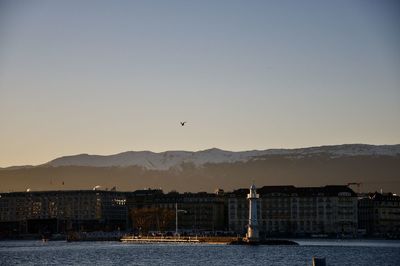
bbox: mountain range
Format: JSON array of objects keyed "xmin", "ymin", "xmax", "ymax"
[
  {"xmin": 45, "ymin": 144, "xmax": 400, "ymax": 170},
  {"xmin": 1, "ymin": 144, "xmax": 399, "ymax": 193}
]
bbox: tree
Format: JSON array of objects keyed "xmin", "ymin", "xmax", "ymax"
[{"xmin": 130, "ymin": 207, "xmax": 175, "ymax": 234}]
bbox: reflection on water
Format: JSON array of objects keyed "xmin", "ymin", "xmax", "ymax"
[{"xmin": 0, "ymin": 240, "xmax": 400, "ymax": 266}]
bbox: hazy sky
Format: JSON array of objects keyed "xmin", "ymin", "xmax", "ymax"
[{"xmin": 0, "ymin": 0, "xmax": 399, "ymax": 167}]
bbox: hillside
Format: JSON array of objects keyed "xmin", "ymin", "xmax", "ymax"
[
  {"xmin": 45, "ymin": 144, "xmax": 400, "ymax": 170},
  {"xmin": 1, "ymin": 144, "xmax": 399, "ymax": 193}
]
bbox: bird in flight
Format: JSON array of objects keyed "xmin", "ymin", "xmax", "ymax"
[{"xmin": 180, "ymin": 121, "xmax": 187, "ymax": 126}]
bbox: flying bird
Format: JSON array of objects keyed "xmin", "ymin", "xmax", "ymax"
[{"xmin": 180, "ymin": 121, "xmax": 187, "ymax": 126}]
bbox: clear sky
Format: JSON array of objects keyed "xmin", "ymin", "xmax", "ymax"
[{"xmin": 0, "ymin": 0, "xmax": 399, "ymax": 167}]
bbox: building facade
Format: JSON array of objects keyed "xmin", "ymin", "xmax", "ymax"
[
  {"xmin": 228, "ymin": 185, "xmax": 358, "ymax": 237},
  {"xmin": 358, "ymin": 192, "xmax": 400, "ymax": 238},
  {"xmin": 6, "ymin": 185, "xmax": 400, "ymax": 239},
  {"xmin": 0, "ymin": 190, "xmax": 127, "ymax": 236},
  {"xmin": 126, "ymin": 189, "xmax": 226, "ymax": 234}
]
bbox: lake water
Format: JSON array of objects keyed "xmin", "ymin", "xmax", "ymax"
[{"xmin": 1, "ymin": 239, "xmax": 400, "ymax": 265}]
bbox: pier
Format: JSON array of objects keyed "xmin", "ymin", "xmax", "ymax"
[
  {"xmin": 120, "ymin": 235, "xmax": 241, "ymax": 244},
  {"xmin": 120, "ymin": 235, "xmax": 298, "ymax": 245},
  {"xmin": 121, "ymin": 235, "xmax": 200, "ymax": 243}
]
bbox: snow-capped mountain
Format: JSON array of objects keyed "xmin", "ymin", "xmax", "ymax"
[{"xmin": 46, "ymin": 144, "xmax": 400, "ymax": 170}]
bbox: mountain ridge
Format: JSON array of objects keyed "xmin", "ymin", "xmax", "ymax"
[
  {"xmin": 1, "ymin": 144, "xmax": 399, "ymax": 193},
  {"xmin": 44, "ymin": 144, "xmax": 400, "ymax": 170}
]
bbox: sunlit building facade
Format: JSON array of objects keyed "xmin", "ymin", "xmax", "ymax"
[{"xmin": 0, "ymin": 190, "xmax": 127, "ymax": 235}]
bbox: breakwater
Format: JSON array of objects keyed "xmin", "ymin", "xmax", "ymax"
[
  {"xmin": 120, "ymin": 235, "xmax": 298, "ymax": 245},
  {"xmin": 120, "ymin": 236, "xmax": 239, "ymax": 244}
]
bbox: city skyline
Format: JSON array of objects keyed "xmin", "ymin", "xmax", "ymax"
[{"xmin": 1, "ymin": 0, "xmax": 399, "ymax": 167}]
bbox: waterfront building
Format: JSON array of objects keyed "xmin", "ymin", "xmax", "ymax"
[
  {"xmin": 358, "ymin": 192, "xmax": 400, "ymax": 238},
  {"xmin": 227, "ymin": 188, "xmax": 252, "ymax": 235},
  {"xmin": 4, "ymin": 185, "xmax": 391, "ymax": 239},
  {"xmin": 0, "ymin": 190, "xmax": 127, "ymax": 236},
  {"xmin": 228, "ymin": 185, "xmax": 358, "ymax": 237},
  {"xmin": 126, "ymin": 189, "xmax": 226, "ymax": 234}
]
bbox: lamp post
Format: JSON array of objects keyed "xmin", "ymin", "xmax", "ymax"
[{"xmin": 175, "ymin": 203, "xmax": 187, "ymax": 237}]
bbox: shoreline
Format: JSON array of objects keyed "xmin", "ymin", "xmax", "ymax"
[{"xmin": 1, "ymin": 234, "xmax": 400, "ymax": 242}]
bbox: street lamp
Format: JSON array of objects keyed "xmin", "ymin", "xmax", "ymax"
[{"xmin": 175, "ymin": 202, "xmax": 187, "ymax": 237}]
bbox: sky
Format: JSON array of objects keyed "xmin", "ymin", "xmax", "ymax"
[{"xmin": 0, "ymin": 0, "xmax": 399, "ymax": 167}]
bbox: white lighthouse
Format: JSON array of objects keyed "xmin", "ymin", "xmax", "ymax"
[{"xmin": 246, "ymin": 183, "xmax": 260, "ymax": 243}]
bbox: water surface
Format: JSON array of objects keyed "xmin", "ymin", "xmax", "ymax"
[{"xmin": 1, "ymin": 240, "xmax": 399, "ymax": 265}]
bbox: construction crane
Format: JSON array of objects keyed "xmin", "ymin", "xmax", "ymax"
[{"xmin": 347, "ymin": 182, "xmax": 362, "ymax": 194}]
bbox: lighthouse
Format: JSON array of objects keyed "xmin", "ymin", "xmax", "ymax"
[{"xmin": 246, "ymin": 183, "xmax": 260, "ymax": 243}]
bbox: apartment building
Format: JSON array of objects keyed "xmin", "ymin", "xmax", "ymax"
[
  {"xmin": 126, "ymin": 189, "xmax": 226, "ymax": 233},
  {"xmin": 0, "ymin": 190, "xmax": 127, "ymax": 235},
  {"xmin": 228, "ymin": 185, "xmax": 358, "ymax": 237},
  {"xmin": 358, "ymin": 192, "xmax": 400, "ymax": 238}
]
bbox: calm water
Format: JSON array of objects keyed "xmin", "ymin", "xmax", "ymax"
[{"xmin": 1, "ymin": 240, "xmax": 400, "ymax": 266}]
